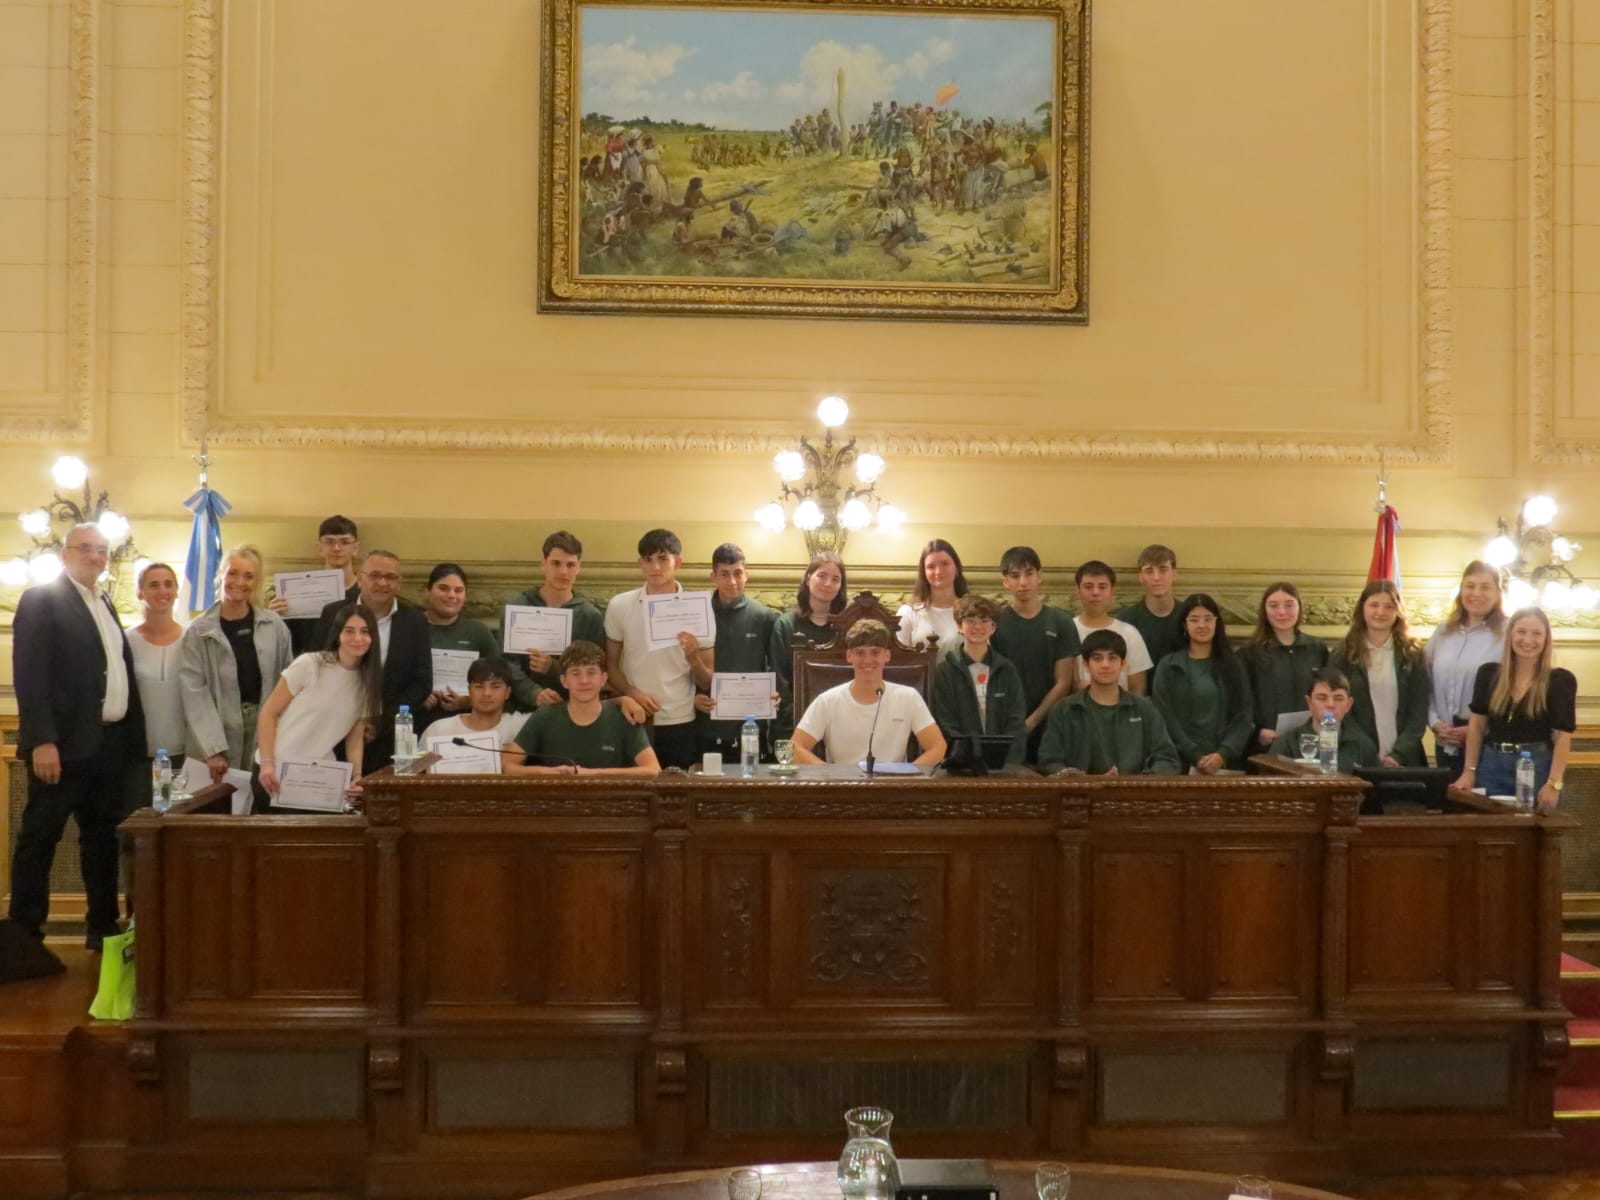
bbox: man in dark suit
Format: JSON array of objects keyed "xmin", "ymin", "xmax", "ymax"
[
  {"xmin": 9, "ymin": 524, "xmax": 145, "ymax": 950},
  {"xmin": 314, "ymin": 548, "xmax": 431, "ymax": 772}
]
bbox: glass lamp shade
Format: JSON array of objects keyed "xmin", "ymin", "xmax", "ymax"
[
  {"xmin": 1483, "ymin": 535, "xmax": 1518, "ymax": 568},
  {"xmin": 754, "ymin": 503, "xmax": 787, "ymax": 532},
  {"xmin": 840, "ymin": 498, "xmax": 873, "ymax": 531},
  {"xmin": 18, "ymin": 508, "xmax": 51, "ymax": 538},
  {"xmin": 816, "ymin": 396, "xmax": 849, "ymax": 428},
  {"xmin": 854, "ymin": 453, "xmax": 885, "ymax": 484},
  {"xmin": 773, "ymin": 451, "xmax": 806, "ymax": 483},
  {"xmin": 96, "ymin": 510, "xmax": 130, "ymax": 542},
  {"xmin": 1522, "ymin": 495, "xmax": 1558, "ymax": 528},
  {"xmin": 28, "ymin": 553, "xmax": 62, "ymax": 584},
  {"xmin": 0, "ymin": 557, "xmax": 29, "ymax": 587},
  {"xmin": 876, "ymin": 504, "xmax": 907, "ymax": 533},
  {"xmin": 793, "ymin": 499, "xmax": 824, "ymax": 531},
  {"xmin": 51, "ymin": 456, "xmax": 88, "ymax": 490}
]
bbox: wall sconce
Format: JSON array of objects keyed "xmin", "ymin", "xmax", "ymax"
[
  {"xmin": 1, "ymin": 456, "xmax": 140, "ymax": 588},
  {"xmin": 1482, "ymin": 494, "xmax": 1595, "ymax": 611},
  {"xmin": 753, "ymin": 397, "xmax": 907, "ymax": 557}
]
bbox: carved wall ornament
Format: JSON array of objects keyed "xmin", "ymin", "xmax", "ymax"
[
  {"xmin": 719, "ymin": 874, "xmax": 756, "ymax": 984},
  {"xmin": 985, "ymin": 878, "xmax": 1022, "ymax": 973},
  {"xmin": 809, "ymin": 874, "xmax": 930, "ymax": 985}
]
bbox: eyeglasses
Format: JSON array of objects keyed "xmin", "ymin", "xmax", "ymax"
[
  {"xmin": 319, "ymin": 536, "xmax": 358, "ymax": 548},
  {"xmin": 364, "ymin": 571, "xmax": 401, "ymax": 584}
]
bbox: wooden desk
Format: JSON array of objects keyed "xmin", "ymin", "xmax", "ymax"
[
  {"xmin": 103, "ymin": 770, "xmax": 1573, "ymax": 1198},
  {"xmin": 530, "ymin": 1160, "xmax": 1356, "ymax": 1200}
]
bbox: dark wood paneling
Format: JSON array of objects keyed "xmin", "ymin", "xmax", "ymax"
[
  {"xmin": 547, "ymin": 851, "xmax": 644, "ymax": 1004},
  {"xmin": 251, "ymin": 842, "xmax": 367, "ymax": 999},
  {"xmin": 1349, "ymin": 844, "xmax": 1452, "ymax": 992},
  {"xmin": 1209, "ymin": 847, "xmax": 1303, "ymax": 1001},
  {"xmin": 1092, "ymin": 849, "xmax": 1185, "ymax": 1001}
]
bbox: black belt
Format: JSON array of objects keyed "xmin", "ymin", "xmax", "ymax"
[{"xmin": 1486, "ymin": 741, "xmax": 1550, "ymax": 754}]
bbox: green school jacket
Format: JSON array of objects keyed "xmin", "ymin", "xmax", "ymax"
[
  {"xmin": 930, "ymin": 644, "xmax": 1027, "ymax": 764},
  {"xmin": 1037, "ymin": 689, "xmax": 1182, "ymax": 776},
  {"xmin": 1242, "ymin": 633, "xmax": 1329, "ymax": 733},
  {"xmin": 1333, "ymin": 648, "xmax": 1430, "ymax": 767},
  {"xmin": 1151, "ymin": 650, "xmax": 1255, "ymax": 769}
]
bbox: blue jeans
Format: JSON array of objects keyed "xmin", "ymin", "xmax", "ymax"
[{"xmin": 1478, "ymin": 744, "xmax": 1552, "ymax": 798}]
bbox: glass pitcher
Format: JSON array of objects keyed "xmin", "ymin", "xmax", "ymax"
[{"xmin": 838, "ymin": 1106, "xmax": 900, "ymax": 1200}]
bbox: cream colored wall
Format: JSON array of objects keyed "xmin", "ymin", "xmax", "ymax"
[{"xmin": 0, "ymin": 0, "xmax": 1597, "ymax": 709}]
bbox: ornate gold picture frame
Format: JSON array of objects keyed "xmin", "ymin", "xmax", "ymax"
[{"xmin": 538, "ymin": 0, "xmax": 1089, "ymax": 323}]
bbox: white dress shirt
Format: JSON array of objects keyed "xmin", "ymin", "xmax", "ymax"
[{"xmin": 69, "ymin": 574, "xmax": 129, "ymax": 723}]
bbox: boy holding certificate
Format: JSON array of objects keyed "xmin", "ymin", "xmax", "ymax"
[
  {"xmin": 604, "ymin": 529, "xmax": 715, "ymax": 770},
  {"xmin": 426, "ymin": 658, "xmax": 531, "ymax": 749},
  {"xmin": 696, "ymin": 543, "xmax": 778, "ymax": 760},
  {"xmin": 504, "ymin": 531, "xmax": 608, "ymax": 709},
  {"xmin": 505, "ymin": 642, "xmax": 661, "ymax": 776}
]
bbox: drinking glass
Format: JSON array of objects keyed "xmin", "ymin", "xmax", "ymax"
[
  {"xmin": 1234, "ymin": 1176, "xmax": 1272, "ymax": 1199},
  {"xmin": 1035, "ymin": 1162, "xmax": 1072, "ymax": 1200},
  {"xmin": 728, "ymin": 1168, "xmax": 762, "ymax": 1200},
  {"xmin": 1297, "ymin": 732, "xmax": 1318, "ymax": 761},
  {"xmin": 775, "ymin": 739, "xmax": 796, "ymax": 767}
]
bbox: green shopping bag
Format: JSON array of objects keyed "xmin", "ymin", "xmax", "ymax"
[{"xmin": 88, "ymin": 927, "xmax": 136, "ymax": 1021}]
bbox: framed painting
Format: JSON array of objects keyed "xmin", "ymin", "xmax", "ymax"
[{"xmin": 538, "ymin": 0, "xmax": 1089, "ymax": 323}]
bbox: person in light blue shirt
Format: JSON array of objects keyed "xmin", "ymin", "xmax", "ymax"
[{"xmin": 1424, "ymin": 561, "xmax": 1505, "ymax": 783}]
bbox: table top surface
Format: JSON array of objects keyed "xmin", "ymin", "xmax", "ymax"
[{"xmin": 529, "ymin": 1160, "xmax": 1351, "ymax": 1200}]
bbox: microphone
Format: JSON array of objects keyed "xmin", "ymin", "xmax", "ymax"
[
  {"xmin": 454, "ymin": 738, "xmax": 581, "ymax": 773},
  {"xmin": 864, "ymin": 685, "xmax": 886, "ymax": 777}
]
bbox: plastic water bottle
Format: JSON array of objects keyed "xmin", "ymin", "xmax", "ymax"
[
  {"xmin": 741, "ymin": 716, "xmax": 760, "ymax": 777},
  {"xmin": 151, "ymin": 748, "xmax": 172, "ymax": 813},
  {"xmin": 394, "ymin": 706, "xmax": 416, "ymax": 770},
  {"xmin": 1515, "ymin": 750, "xmax": 1537, "ymax": 810},
  {"xmin": 1317, "ymin": 711, "xmax": 1339, "ymax": 775}
]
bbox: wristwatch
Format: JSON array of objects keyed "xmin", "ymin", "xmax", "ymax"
[{"xmin": 1551, "ymin": 779, "xmax": 1565, "ymax": 792}]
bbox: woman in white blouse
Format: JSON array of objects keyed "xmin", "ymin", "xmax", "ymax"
[
  {"xmin": 126, "ymin": 562, "xmax": 187, "ymax": 794},
  {"xmin": 1424, "ymin": 561, "xmax": 1506, "ymax": 781},
  {"xmin": 896, "ymin": 539, "xmax": 969, "ymax": 650}
]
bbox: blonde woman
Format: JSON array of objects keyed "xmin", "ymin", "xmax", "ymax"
[
  {"xmin": 1461, "ymin": 607, "xmax": 1575, "ymax": 810},
  {"xmin": 180, "ymin": 545, "xmax": 294, "ymax": 781},
  {"xmin": 1424, "ymin": 561, "xmax": 1506, "ymax": 780},
  {"xmin": 1331, "ymin": 579, "xmax": 1430, "ymax": 767}
]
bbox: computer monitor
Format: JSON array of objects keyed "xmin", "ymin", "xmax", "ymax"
[
  {"xmin": 1352, "ymin": 765, "xmax": 1453, "ymax": 815},
  {"xmin": 941, "ymin": 735, "xmax": 1017, "ymax": 775}
]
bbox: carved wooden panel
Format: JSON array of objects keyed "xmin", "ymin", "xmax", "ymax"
[
  {"xmin": 796, "ymin": 860, "xmax": 945, "ymax": 997},
  {"xmin": 1091, "ymin": 850, "xmax": 1185, "ymax": 1000},
  {"xmin": 1474, "ymin": 841, "xmax": 1521, "ymax": 991},
  {"xmin": 1349, "ymin": 845, "xmax": 1451, "ymax": 992},
  {"xmin": 420, "ymin": 844, "xmax": 521, "ymax": 1004},
  {"xmin": 1208, "ymin": 847, "xmax": 1303, "ymax": 1001},
  {"xmin": 250, "ymin": 843, "xmax": 367, "ymax": 999},
  {"xmin": 545, "ymin": 852, "xmax": 643, "ymax": 1004},
  {"xmin": 169, "ymin": 839, "xmax": 233, "ymax": 1002},
  {"xmin": 698, "ymin": 853, "xmax": 768, "ymax": 1009},
  {"xmin": 975, "ymin": 852, "xmax": 1037, "ymax": 1006}
]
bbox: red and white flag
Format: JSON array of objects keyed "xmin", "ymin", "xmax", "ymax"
[{"xmin": 1367, "ymin": 504, "xmax": 1401, "ymax": 589}]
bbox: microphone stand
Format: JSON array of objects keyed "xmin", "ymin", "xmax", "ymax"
[{"xmin": 864, "ymin": 685, "xmax": 886, "ymax": 777}]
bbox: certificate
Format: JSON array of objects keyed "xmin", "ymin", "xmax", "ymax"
[
  {"xmin": 503, "ymin": 605, "xmax": 573, "ymax": 655},
  {"xmin": 426, "ymin": 733, "xmax": 501, "ymax": 775},
  {"xmin": 431, "ymin": 648, "xmax": 477, "ymax": 694},
  {"xmin": 711, "ymin": 672, "xmax": 777, "ymax": 721},
  {"xmin": 272, "ymin": 758, "xmax": 353, "ymax": 813},
  {"xmin": 273, "ymin": 569, "xmax": 347, "ymax": 619},
  {"xmin": 645, "ymin": 591, "xmax": 714, "ymax": 651}
]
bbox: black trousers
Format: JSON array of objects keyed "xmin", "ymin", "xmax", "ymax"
[
  {"xmin": 9, "ymin": 722, "xmax": 130, "ymax": 938},
  {"xmin": 651, "ymin": 722, "xmax": 700, "ymax": 770}
]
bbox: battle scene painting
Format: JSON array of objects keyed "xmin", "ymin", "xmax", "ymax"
[{"xmin": 539, "ymin": 0, "xmax": 1089, "ymax": 323}]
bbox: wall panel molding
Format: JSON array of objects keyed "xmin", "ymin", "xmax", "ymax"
[
  {"xmin": 177, "ymin": 0, "xmax": 1454, "ymax": 465},
  {"xmin": 0, "ymin": 0, "xmax": 98, "ymax": 444}
]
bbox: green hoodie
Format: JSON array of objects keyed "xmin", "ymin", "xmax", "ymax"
[
  {"xmin": 930, "ymin": 643, "xmax": 1028, "ymax": 764},
  {"xmin": 1038, "ymin": 689, "xmax": 1182, "ymax": 776},
  {"xmin": 1151, "ymin": 650, "xmax": 1255, "ymax": 769}
]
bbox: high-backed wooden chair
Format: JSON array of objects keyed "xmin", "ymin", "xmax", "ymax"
[{"xmin": 789, "ymin": 592, "xmax": 942, "ymax": 758}]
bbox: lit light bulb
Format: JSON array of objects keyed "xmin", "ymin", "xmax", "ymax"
[
  {"xmin": 773, "ymin": 450, "xmax": 806, "ymax": 483},
  {"xmin": 1552, "ymin": 537, "xmax": 1577, "ymax": 563},
  {"xmin": 1483, "ymin": 535, "xmax": 1518, "ymax": 568},
  {"xmin": 0, "ymin": 557, "xmax": 29, "ymax": 587},
  {"xmin": 840, "ymin": 498, "xmax": 873, "ymax": 531},
  {"xmin": 18, "ymin": 508, "xmax": 51, "ymax": 538},
  {"xmin": 1506, "ymin": 578, "xmax": 1538, "ymax": 611},
  {"xmin": 1522, "ymin": 494, "xmax": 1558, "ymax": 528},
  {"xmin": 96, "ymin": 510, "xmax": 129, "ymax": 542},
  {"xmin": 1542, "ymin": 580, "xmax": 1571, "ymax": 609},
  {"xmin": 876, "ymin": 504, "xmax": 906, "ymax": 533},
  {"xmin": 793, "ymin": 499, "xmax": 824, "ymax": 531},
  {"xmin": 754, "ymin": 503, "xmax": 787, "ymax": 533},
  {"xmin": 1571, "ymin": 585, "xmax": 1598, "ymax": 611},
  {"xmin": 854, "ymin": 453, "xmax": 885, "ymax": 485},
  {"xmin": 816, "ymin": 396, "xmax": 849, "ymax": 428},
  {"xmin": 51, "ymin": 456, "xmax": 88, "ymax": 490},
  {"xmin": 28, "ymin": 552, "xmax": 62, "ymax": 584}
]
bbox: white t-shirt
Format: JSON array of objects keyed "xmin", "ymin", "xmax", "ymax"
[
  {"xmin": 260, "ymin": 653, "xmax": 369, "ymax": 765},
  {"xmin": 896, "ymin": 602, "xmax": 960, "ymax": 651},
  {"xmin": 796, "ymin": 681, "xmax": 936, "ymax": 765},
  {"xmin": 1072, "ymin": 617, "xmax": 1153, "ymax": 688},
  {"xmin": 603, "ymin": 583, "xmax": 716, "ymax": 727},
  {"xmin": 424, "ymin": 711, "xmax": 530, "ymax": 749}
]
